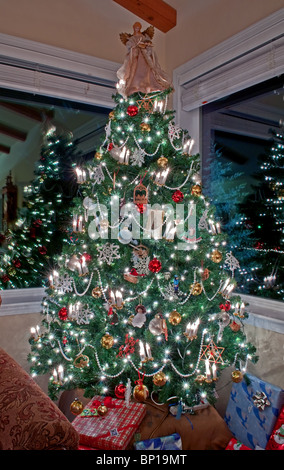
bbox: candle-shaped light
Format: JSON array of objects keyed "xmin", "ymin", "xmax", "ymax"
[
  {"xmin": 205, "ymin": 359, "xmax": 212, "ymax": 382},
  {"xmin": 30, "ymin": 327, "xmax": 36, "ymax": 338},
  {"xmin": 76, "ymin": 261, "xmax": 82, "ymax": 276},
  {"xmin": 146, "ymin": 343, "xmax": 153, "ymax": 361},
  {"xmin": 192, "ymin": 318, "xmax": 200, "ymax": 337},
  {"xmin": 234, "ymin": 302, "xmax": 239, "ymax": 314},
  {"xmin": 212, "ymin": 363, "xmax": 217, "ymax": 380},
  {"xmin": 58, "ymin": 365, "xmax": 64, "ymax": 382},
  {"xmin": 240, "ymin": 302, "xmax": 245, "ymax": 317},
  {"xmin": 116, "ymin": 290, "xmax": 123, "ymax": 307},
  {"xmin": 53, "ymin": 368, "xmax": 58, "ymax": 382},
  {"xmin": 139, "ymin": 341, "xmax": 146, "ymax": 363}
]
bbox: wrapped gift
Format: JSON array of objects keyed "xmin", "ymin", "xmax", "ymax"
[
  {"xmin": 266, "ymin": 405, "xmax": 284, "ymax": 450},
  {"xmin": 225, "ymin": 374, "xmax": 284, "ymax": 450},
  {"xmin": 72, "ymin": 396, "xmax": 146, "ymax": 450},
  {"xmin": 134, "ymin": 433, "xmax": 182, "ymax": 450},
  {"xmin": 225, "ymin": 438, "xmax": 251, "ymax": 450}
]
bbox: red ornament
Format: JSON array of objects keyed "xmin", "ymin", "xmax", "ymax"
[
  {"xmin": 172, "ymin": 190, "xmax": 184, "ymax": 203},
  {"xmin": 127, "ymin": 105, "xmax": 138, "ymax": 117},
  {"xmin": 136, "ymin": 203, "xmax": 146, "ymax": 214},
  {"xmin": 58, "ymin": 307, "xmax": 68, "ymax": 321},
  {"xmin": 1, "ymin": 275, "xmax": 10, "ymax": 283},
  {"xmin": 115, "ymin": 384, "xmax": 126, "ymax": 399},
  {"xmin": 81, "ymin": 253, "xmax": 92, "ymax": 262},
  {"xmin": 108, "ymin": 143, "xmax": 114, "ymax": 151},
  {"xmin": 13, "ymin": 259, "xmax": 21, "ymax": 268},
  {"xmin": 38, "ymin": 246, "xmax": 47, "ymax": 255},
  {"xmin": 33, "ymin": 219, "xmax": 43, "ymax": 227},
  {"xmin": 148, "ymin": 258, "xmax": 162, "ymax": 273},
  {"xmin": 219, "ymin": 301, "xmax": 231, "ymax": 311}
]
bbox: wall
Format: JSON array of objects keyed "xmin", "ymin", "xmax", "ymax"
[{"xmin": 0, "ymin": 0, "xmax": 283, "ymax": 77}]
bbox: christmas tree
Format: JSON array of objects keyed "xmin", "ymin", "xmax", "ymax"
[
  {"xmin": 0, "ymin": 125, "xmax": 80, "ymax": 289},
  {"xmin": 240, "ymin": 129, "xmax": 284, "ymax": 300},
  {"xmin": 29, "ymin": 23, "xmax": 256, "ymax": 408},
  {"xmin": 203, "ymin": 145, "xmax": 259, "ymax": 294}
]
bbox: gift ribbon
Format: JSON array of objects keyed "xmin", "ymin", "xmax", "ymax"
[
  {"xmin": 80, "ymin": 397, "xmax": 122, "ymax": 417},
  {"xmin": 93, "ymin": 423, "xmax": 138, "ymax": 441},
  {"xmin": 135, "ymin": 370, "xmax": 145, "ymax": 390}
]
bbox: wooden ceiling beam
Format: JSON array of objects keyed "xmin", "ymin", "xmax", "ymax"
[
  {"xmin": 0, "ymin": 102, "xmax": 54, "ymax": 122},
  {"xmin": 0, "ymin": 123, "xmax": 27, "ymax": 141},
  {"xmin": 113, "ymin": 0, "xmax": 176, "ymax": 33},
  {"xmin": 0, "ymin": 144, "xmax": 10, "ymax": 154}
]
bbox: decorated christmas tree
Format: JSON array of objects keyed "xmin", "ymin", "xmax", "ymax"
[
  {"xmin": 240, "ymin": 129, "xmax": 284, "ymax": 300},
  {"xmin": 0, "ymin": 125, "xmax": 80, "ymax": 289},
  {"xmin": 203, "ymin": 145, "xmax": 259, "ymax": 294},
  {"xmin": 29, "ymin": 23, "xmax": 256, "ymax": 409}
]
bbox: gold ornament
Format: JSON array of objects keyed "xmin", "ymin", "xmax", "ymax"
[
  {"xmin": 157, "ymin": 156, "xmax": 168, "ymax": 168},
  {"xmin": 210, "ymin": 250, "xmax": 222, "ymax": 263},
  {"xmin": 95, "ymin": 151, "xmax": 103, "ymax": 160},
  {"xmin": 133, "ymin": 384, "xmax": 149, "ymax": 403},
  {"xmin": 109, "ymin": 110, "xmax": 115, "ymax": 120},
  {"xmin": 92, "ymin": 287, "xmax": 102, "ymax": 298},
  {"xmin": 153, "ymin": 371, "xmax": 167, "ymax": 386},
  {"xmin": 7, "ymin": 267, "xmax": 16, "ymax": 276},
  {"xmin": 191, "ymin": 184, "xmax": 202, "ymax": 196},
  {"xmin": 140, "ymin": 122, "xmax": 151, "ymax": 132},
  {"xmin": 195, "ymin": 375, "xmax": 206, "ymax": 384},
  {"xmin": 73, "ymin": 354, "xmax": 90, "ymax": 369},
  {"xmin": 169, "ymin": 310, "xmax": 182, "ymax": 325},
  {"xmin": 70, "ymin": 398, "xmax": 84, "ymax": 415},
  {"xmin": 101, "ymin": 333, "xmax": 114, "ymax": 349},
  {"xmin": 231, "ymin": 370, "xmax": 243, "ymax": 383},
  {"xmin": 190, "ymin": 282, "xmax": 202, "ymax": 295},
  {"xmin": 97, "ymin": 405, "xmax": 108, "ymax": 417}
]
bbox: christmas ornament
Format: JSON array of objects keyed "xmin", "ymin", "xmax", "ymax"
[
  {"xmin": 195, "ymin": 375, "xmax": 206, "ymax": 384},
  {"xmin": 210, "ymin": 250, "xmax": 222, "ymax": 263},
  {"xmin": 190, "ymin": 282, "xmax": 202, "ymax": 295},
  {"xmin": 252, "ymin": 391, "xmax": 271, "ymax": 410},
  {"xmin": 73, "ymin": 353, "xmax": 90, "ymax": 369},
  {"xmin": 168, "ymin": 310, "xmax": 182, "ymax": 325},
  {"xmin": 191, "ymin": 184, "xmax": 202, "ymax": 196},
  {"xmin": 201, "ymin": 268, "xmax": 210, "ymax": 281},
  {"xmin": 39, "ymin": 246, "xmax": 47, "ymax": 255},
  {"xmin": 148, "ymin": 258, "xmax": 162, "ymax": 273},
  {"xmin": 97, "ymin": 243, "xmax": 120, "ymax": 265},
  {"xmin": 70, "ymin": 398, "xmax": 84, "ymax": 415},
  {"xmin": 97, "ymin": 405, "xmax": 108, "ymax": 417},
  {"xmin": 153, "ymin": 371, "xmax": 167, "ymax": 386},
  {"xmin": 140, "ymin": 122, "xmax": 151, "ymax": 132},
  {"xmin": 133, "ymin": 182, "xmax": 148, "ymax": 205},
  {"xmin": 132, "ymin": 304, "xmax": 147, "ymax": 328},
  {"xmin": 95, "ymin": 151, "xmax": 103, "ymax": 160},
  {"xmin": 130, "ymin": 148, "xmax": 145, "ymax": 167},
  {"xmin": 230, "ymin": 320, "xmax": 241, "ymax": 332},
  {"xmin": 127, "ymin": 105, "xmax": 138, "ymax": 116},
  {"xmin": 115, "ymin": 384, "xmax": 126, "ymax": 399},
  {"xmin": 133, "ymin": 384, "xmax": 149, "ymax": 402},
  {"xmin": 92, "ymin": 287, "xmax": 102, "ymax": 298},
  {"xmin": 231, "ymin": 370, "xmax": 243, "ymax": 383},
  {"xmin": 136, "ymin": 203, "xmax": 146, "ymax": 214},
  {"xmin": 101, "ymin": 333, "xmax": 114, "ymax": 349},
  {"xmin": 200, "ymin": 339, "xmax": 224, "ymax": 364},
  {"xmin": 124, "ymin": 268, "xmax": 139, "ymax": 284},
  {"xmin": 58, "ymin": 307, "xmax": 68, "ymax": 321},
  {"xmin": 157, "ymin": 156, "xmax": 168, "ymax": 168},
  {"xmin": 133, "ymin": 244, "xmax": 149, "ymax": 259},
  {"xmin": 109, "ymin": 110, "xmax": 115, "ymax": 120},
  {"xmin": 149, "ymin": 314, "xmax": 167, "ymax": 338},
  {"xmin": 117, "ymin": 334, "xmax": 138, "ymax": 358},
  {"xmin": 172, "ymin": 190, "xmax": 184, "ymax": 203}
]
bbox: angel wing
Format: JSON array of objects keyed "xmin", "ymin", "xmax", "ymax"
[
  {"xmin": 142, "ymin": 25, "xmax": 154, "ymax": 39},
  {"xmin": 119, "ymin": 32, "xmax": 132, "ymax": 45}
]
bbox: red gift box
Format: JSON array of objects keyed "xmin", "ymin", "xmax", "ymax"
[
  {"xmin": 72, "ymin": 396, "xmax": 146, "ymax": 450},
  {"xmin": 226, "ymin": 438, "xmax": 252, "ymax": 450},
  {"xmin": 266, "ymin": 405, "xmax": 284, "ymax": 450}
]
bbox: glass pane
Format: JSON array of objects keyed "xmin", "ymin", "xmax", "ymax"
[
  {"xmin": 0, "ymin": 88, "xmax": 110, "ymax": 288},
  {"xmin": 201, "ymin": 75, "xmax": 284, "ymax": 301}
]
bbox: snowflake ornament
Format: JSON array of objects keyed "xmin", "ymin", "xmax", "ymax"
[
  {"xmin": 130, "ymin": 148, "xmax": 145, "ymax": 167},
  {"xmin": 53, "ymin": 273, "xmax": 73, "ymax": 294},
  {"xmin": 97, "ymin": 243, "xmax": 120, "ymax": 265},
  {"xmin": 198, "ymin": 209, "xmax": 209, "ymax": 231},
  {"xmin": 168, "ymin": 121, "xmax": 182, "ymax": 141},
  {"xmin": 69, "ymin": 303, "xmax": 94, "ymax": 325},
  {"xmin": 132, "ymin": 254, "xmax": 150, "ymax": 275},
  {"xmin": 224, "ymin": 251, "xmax": 240, "ymax": 275},
  {"xmin": 89, "ymin": 164, "xmax": 105, "ymax": 185}
]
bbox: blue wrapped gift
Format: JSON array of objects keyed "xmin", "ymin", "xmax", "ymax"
[
  {"xmin": 134, "ymin": 433, "xmax": 182, "ymax": 450},
  {"xmin": 224, "ymin": 373, "xmax": 284, "ymax": 450}
]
